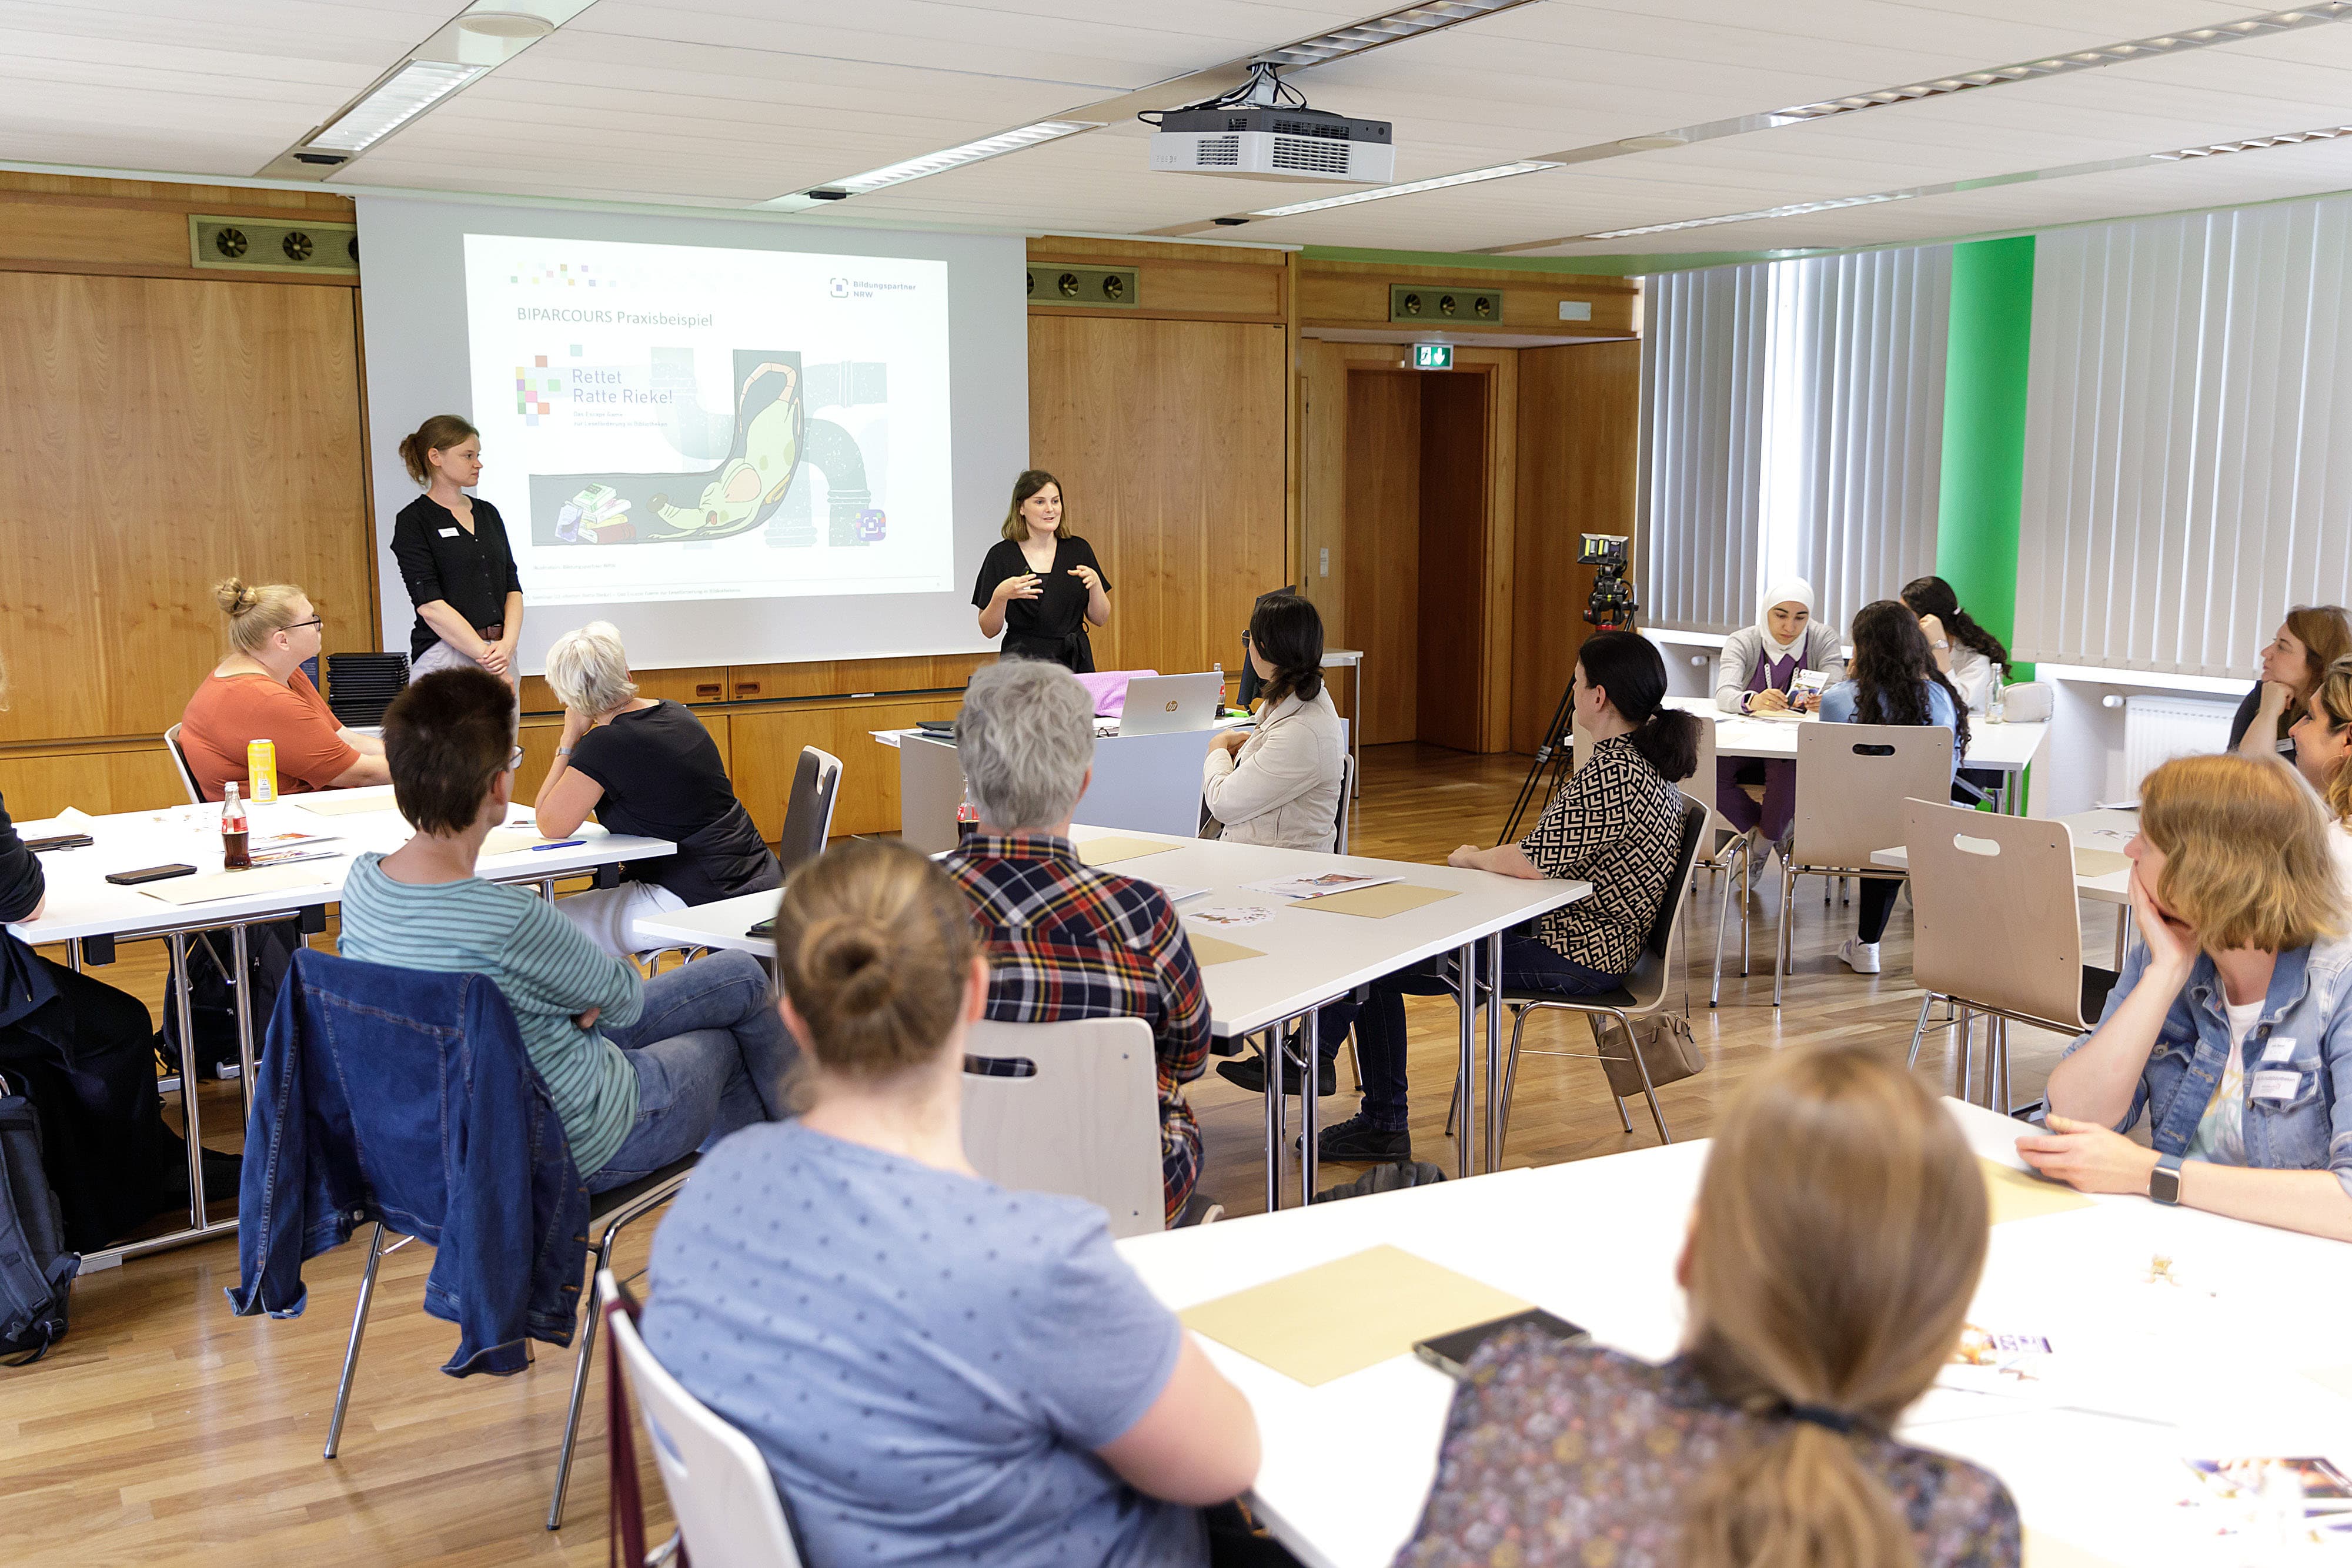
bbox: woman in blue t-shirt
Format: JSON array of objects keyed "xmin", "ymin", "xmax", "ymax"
[
  {"xmin": 642, "ymin": 839, "xmax": 1259, "ymax": 1567},
  {"xmin": 1818, "ymin": 600, "xmax": 1970, "ymax": 975}
]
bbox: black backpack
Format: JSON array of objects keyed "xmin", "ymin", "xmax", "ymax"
[{"xmin": 0, "ymin": 1072, "xmax": 77, "ymax": 1364}]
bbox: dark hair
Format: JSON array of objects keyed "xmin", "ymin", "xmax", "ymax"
[
  {"xmin": 1000, "ymin": 469, "xmax": 1076, "ymax": 544},
  {"xmin": 382, "ymin": 667, "xmax": 515, "ymax": 835},
  {"xmin": 772, "ymin": 839, "xmax": 979, "ymax": 1084},
  {"xmin": 398, "ymin": 414, "xmax": 480, "ymax": 487},
  {"xmin": 1578, "ymin": 630, "xmax": 1700, "ymax": 782},
  {"xmin": 1849, "ymin": 601, "xmax": 1972, "ymax": 755},
  {"xmin": 1899, "ymin": 576, "xmax": 2009, "ymax": 669},
  {"xmin": 1248, "ymin": 594, "xmax": 1325, "ymax": 709}
]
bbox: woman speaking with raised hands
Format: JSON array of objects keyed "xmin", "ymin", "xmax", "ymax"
[
  {"xmin": 971, "ymin": 469, "xmax": 1110, "ymax": 672},
  {"xmin": 390, "ymin": 414, "xmax": 524, "ymax": 685}
]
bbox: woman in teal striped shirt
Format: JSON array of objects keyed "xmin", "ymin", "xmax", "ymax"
[{"xmin": 340, "ymin": 667, "xmax": 797, "ymax": 1189}]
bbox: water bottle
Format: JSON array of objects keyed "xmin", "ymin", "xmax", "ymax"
[{"xmin": 1987, "ymin": 673, "xmax": 2007, "ymax": 726}]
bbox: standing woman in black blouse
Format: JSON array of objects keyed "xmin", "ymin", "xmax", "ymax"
[
  {"xmin": 971, "ymin": 470, "xmax": 1110, "ymax": 672},
  {"xmin": 391, "ymin": 414, "xmax": 524, "ymax": 686}
]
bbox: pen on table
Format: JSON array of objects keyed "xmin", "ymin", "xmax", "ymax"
[{"xmin": 530, "ymin": 840, "xmax": 586, "ymax": 851}]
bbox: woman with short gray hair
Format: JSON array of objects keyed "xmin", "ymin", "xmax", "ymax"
[{"xmin": 535, "ymin": 621, "xmax": 779, "ymax": 957}]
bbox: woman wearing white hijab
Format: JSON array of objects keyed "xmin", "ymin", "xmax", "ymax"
[{"xmin": 1712, "ymin": 578, "xmax": 1847, "ymax": 848}]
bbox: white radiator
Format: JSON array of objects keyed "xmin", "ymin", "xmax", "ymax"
[{"xmin": 2124, "ymin": 696, "xmax": 2237, "ymax": 794}]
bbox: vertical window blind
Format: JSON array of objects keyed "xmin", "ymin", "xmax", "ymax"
[
  {"xmin": 2015, "ymin": 195, "xmax": 2352, "ymax": 677},
  {"xmin": 1641, "ymin": 248, "xmax": 1950, "ymax": 636}
]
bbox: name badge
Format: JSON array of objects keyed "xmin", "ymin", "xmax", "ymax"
[
  {"xmin": 2261, "ymin": 1036, "xmax": 2297, "ymax": 1064},
  {"xmin": 439, "ymin": 527, "xmax": 460, "ymax": 538},
  {"xmin": 2277, "ymin": 737, "xmax": 2295, "ymax": 753},
  {"xmin": 2249, "ymin": 1069, "xmax": 2303, "ymax": 1101}
]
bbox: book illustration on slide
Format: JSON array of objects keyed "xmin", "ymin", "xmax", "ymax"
[{"xmin": 529, "ymin": 349, "xmax": 886, "ymax": 548}]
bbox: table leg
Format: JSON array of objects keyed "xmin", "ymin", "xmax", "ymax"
[
  {"xmin": 539, "ymin": 878, "xmax": 556, "ymax": 901},
  {"xmin": 1454, "ymin": 942, "xmax": 1475, "ymax": 1181},
  {"xmin": 232, "ymin": 922, "xmax": 259, "ymax": 1094},
  {"xmin": 167, "ymin": 932, "xmax": 206, "ymax": 1233},
  {"xmin": 2113, "ymin": 904, "xmax": 2129, "ymax": 969},
  {"xmin": 66, "ymin": 938, "xmax": 82, "ymax": 974},
  {"xmin": 1482, "ymin": 930, "xmax": 1502, "ymax": 1174},
  {"xmin": 1299, "ymin": 1009, "xmax": 1319, "ymax": 1205},
  {"xmin": 1261, "ymin": 1026, "xmax": 1282, "ymax": 1214}
]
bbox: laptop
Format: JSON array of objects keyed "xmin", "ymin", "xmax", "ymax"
[{"xmin": 1115, "ymin": 672, "xmax": 1226, "ymax": 736}]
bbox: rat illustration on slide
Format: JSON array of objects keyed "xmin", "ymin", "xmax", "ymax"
[{"xmin": 530, "ymin": 348, "xmax": 884, "ymax": 547}]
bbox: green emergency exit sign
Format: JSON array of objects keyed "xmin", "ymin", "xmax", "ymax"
[{"xmin": 1412, "ymin": 343, "xmax": 1454, "ymax": 370}]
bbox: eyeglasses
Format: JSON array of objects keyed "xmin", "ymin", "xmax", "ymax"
[{"xmin": 285, "ymin": 617, "xmax": 323, "ymax": 632}]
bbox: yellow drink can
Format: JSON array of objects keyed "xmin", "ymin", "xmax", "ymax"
[{"xmin": 246, "ymin": 739, "xmax": 279, "ymax": 804}]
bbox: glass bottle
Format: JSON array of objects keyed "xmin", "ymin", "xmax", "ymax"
[{"xmin": 221, "ymin": 781, "xmax": 251, "ymax": 870}]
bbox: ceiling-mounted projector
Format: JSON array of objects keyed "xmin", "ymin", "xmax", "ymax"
[{"xmin": 1144, "ymin": 62, "xmax": 1395, "ymax": 185}]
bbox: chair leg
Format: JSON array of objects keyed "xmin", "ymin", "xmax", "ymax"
[
  {"xmin": 1616, "ymin": 1011, "xmax": 1671, "ymax": 1144},
  {"xmin": 1959, "ymin": 1008, "xmax": 1975, "ymax": 1102},
  {"xmin": 1711, "ymin": 841, "xmax": 1735, "ymax": 1008},
  {"xmin": 547, "ymin": 1233, "xmax": 614, "ymax": 1531},
  {"xmin": 1996, "ymin": 1017, "xmax": 2012, "ymax": 1115},
  {"xmin": 1346, "ymin": 1027, "xmax": 1362, "ymax": 1091},
  {"xmin": 1583, "ymin": 1014, "xmax": 1633, "ymax": 1133},
  {"xmin": 324, "ymin": 1222, "xmax": 387, "ymax": 1460},
  {"xmin": 1496, "ymin": 1006, "xmax": 1533, "ymax": 1161},
  {"xmin": 1773, "ymin": 867, "xmax": 1797, "ymax": 1008},
  {"xmin": 1907, "ymin": 993, "xmax": 1937, "ymax": 1071},
  {"xmin": 1739, "ymin": 840, "xmax": 1753, "ymax": 976}
]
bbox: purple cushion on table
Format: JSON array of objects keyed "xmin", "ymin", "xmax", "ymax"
[{"xmin": 1074, "ymin": 670, "xmax": 1157, "ymax": 717}]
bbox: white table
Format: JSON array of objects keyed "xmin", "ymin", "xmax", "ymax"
[
  {"xmin": 1667, "ymin": 696, "xmax": 2050, "ymax": 814},
  {"xmin": 1120, "ymin": 1098, "xmax": 2352, "ymax": 1568},
  {"xmin": 637, "ymin": 823, "xmax": 1587, "ymax": 1209},
  {"xmin": 6, "ymin": 787, "xmax": 671, "ymax": 1269}
]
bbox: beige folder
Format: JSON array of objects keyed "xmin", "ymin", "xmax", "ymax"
[{"xmin": 1180, "ymin": 1245, "xmax": 1531, "ymax": 1386}]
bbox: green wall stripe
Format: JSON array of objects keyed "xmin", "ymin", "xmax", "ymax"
[{"xmin": 1935, "ymin": 236, "xmax": 2035, "ymax": 683}]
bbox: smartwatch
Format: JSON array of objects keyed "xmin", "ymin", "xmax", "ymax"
[{"xmin": 2148, "ymin": 1152, "xmax": 2185, "ymax": 1206}]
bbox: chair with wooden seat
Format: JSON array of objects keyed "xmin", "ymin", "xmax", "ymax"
[
  {"xmin": 1902, "ymin": 798, "xmax": 2118, "ymax": 1113},
  {"xmin": 1774, "ymin": 722, "xmax": 1955, "ymax": 1007},
  {"xmin": 961, "ymin": 1016, "xmax": 1162, "ymax": 1239},
  {"xmin": 1479, "ymin": 798, "xmax": 1710, "ymax": 1153}
]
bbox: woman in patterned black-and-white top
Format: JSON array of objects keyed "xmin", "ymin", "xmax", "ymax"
[{"xmin": 1311, "ymin": 632, "xmax": 1702, "ymax": 1164}]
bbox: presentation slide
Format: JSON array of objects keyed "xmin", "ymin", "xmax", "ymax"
[{"xmin": 355, "ymin": 198, "xmax": 1026, "ymax": 674}]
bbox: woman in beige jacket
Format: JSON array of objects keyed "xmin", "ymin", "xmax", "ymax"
[{"xmin": 1202, "ymin": 594, "xmax": 1347, "ymax": 851}]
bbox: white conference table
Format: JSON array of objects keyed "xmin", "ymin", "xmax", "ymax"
[
  {"xmin": 1666, "ymin": 696, "xmax": 2050, "ymax": 814},
  {"xmin": 1119, "ymin": 1098, "xmax": 2352, "ymax": 1568},
  {"xmin": 636, "ymin": 823, "xmax": 1587, "ymax": 1209},
  {"xmin": 5, "ymin": 787, "xmax": 671, "ymax": 1269}
]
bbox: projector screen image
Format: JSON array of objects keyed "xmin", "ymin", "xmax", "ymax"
[{"xmin": 465, "ymin": 233, "xmax": 950, "ymax": 610}]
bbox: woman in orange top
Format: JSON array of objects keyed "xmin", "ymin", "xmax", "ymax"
[{"xmin": 178, "ymin": 579, "xmax": 387, "ymax": 801}]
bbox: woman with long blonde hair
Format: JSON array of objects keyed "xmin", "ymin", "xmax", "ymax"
[
  {"xmin": 2021, "ymin": 752, "xmax": 2352, "ymax": 1242},
  {"xmin": 2289, "ymin": 654, "xmax": 2352, "ymax": 873},
  {"xmin": 1398, "ymin": 1044, "xmax": 2019, "ymax": 1568}
]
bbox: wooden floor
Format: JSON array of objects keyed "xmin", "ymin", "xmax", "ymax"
[{"xmin": 0, "ymin": 743, "xmax": 2093, "ymax": 1566}]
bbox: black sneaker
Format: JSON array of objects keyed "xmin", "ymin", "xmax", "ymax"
[
  {"xmin": 1215, "ymin": 1049, "xmax": 1337, "ymax": 1098},
  {"xmin": 1315, "ymin": 1114, "xmax": 1411, "ymax": 1163}
]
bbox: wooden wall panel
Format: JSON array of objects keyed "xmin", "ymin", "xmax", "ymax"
[
  {"xmin": 730, "ymin": 698, "xmax": 963, "ymax": 843},
  {"xmin": 1026, "ymin": 315, "xmax": 1288, "ymax": 683},
  {"xmin": 1416, "ymin": 374, "xmax": 1488, "ymax": 752},
  {"xmin": 1512, "ymin": 340, "xmax": 1642, "ymax": 755},
  {"xmin": 0, "ymin": 172, "xmax": 355, "ymax": 287},
  {"xmin": 1299, "ymin": 259, "xmax": 1641, "ymax": 341},
  {"xmin": 1344, "ymin": 371, "xmax": 1422, "ymax": 745},
  {"xmin": 0, "ymin": 745, "xmax": 187, "ymax": 823},
  {"xmin": 1028, "ymin": 237, "xmax": 1287, "ymax": 322},
  {"xmin": 0, "ymin": 273, "xmax": 371, "ymax": 745}
]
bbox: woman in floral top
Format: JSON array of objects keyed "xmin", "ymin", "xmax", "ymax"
[
  {"xmin": 1398, "ymin": 1044, "xmax": 2020, "ymax": 1568},
  {"xmin": 1312, "ymin": 631, "xmax": 1702, "ymax": 1162}
]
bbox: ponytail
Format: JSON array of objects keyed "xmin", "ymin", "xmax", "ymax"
[
  {"xmin": 1578, "ymin": 630, "xmax": 1699, "ymax": 782},
  {"xmin": 1629, "ymin": 707, "xmax": 1701, "ymax": 783},
  {"xmin": 1899, "ymin": 575, "xmax": 2010, "ymax": 670},
  {"xmin": 1682, "ymin": 1419, "xmax": 1916, "ymax": 1568},
  {"xmin": 399, "ymin": 414, "xmax": 480, "ymax": 487}
]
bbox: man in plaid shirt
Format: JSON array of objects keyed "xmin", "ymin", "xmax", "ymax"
[{"xmin": 940, "ymin": 659, "xmax": 1214, "ymax": 1226}]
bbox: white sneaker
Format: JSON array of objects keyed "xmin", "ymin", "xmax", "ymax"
[{"xmin": 1838, "ymin": 937, "xmax": 1882, "ymax": 975}]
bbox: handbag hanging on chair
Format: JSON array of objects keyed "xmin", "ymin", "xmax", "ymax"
[{"xmin": 1594, "ymin": 1011, "xmax": 1705, "ymax": 1101}]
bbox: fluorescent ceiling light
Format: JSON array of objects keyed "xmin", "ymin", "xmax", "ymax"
[
  {"xmin": 1249, "ymin": 161, "xmax": 1561, "ymax": 218},
  {"xmin": 1256, "ymin": 0, "xmax": 1542, "ymax": 68},
  {"xmin": 2154, "ymin": 122, "xmax": 2352, "ymax": 159},
  {"xmin": 763, "ymin": 121, "xmax": 1101, "ymax": 206},
  {"xmin": 1583, "ymin": 193, "xmax": 1910, "ymax": 241},
  {"xmin": 306, "ymin": 61, "xmax": 486, "ymax": 153}
]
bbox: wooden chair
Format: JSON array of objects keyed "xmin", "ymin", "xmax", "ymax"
[
  {"xmin": 1775, "ymin": 723, "xmax": 1955, "ymax": 1007},
  {"xmin": 603, "ymin": 1269, "xmax": 806, "ymax": 1568},
  {"xmin": 1902, "ymin": 799, "xmax": 2117, "ymax": 1113},
  {"xmin": 776, "ymin": 746, "xmax": 842, "ymax": 876},
  {"xmin": 961, "ymin": 1017, "xmax": 1163, "ymax": 1238}
]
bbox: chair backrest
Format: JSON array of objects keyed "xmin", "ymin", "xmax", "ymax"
[
  {"xmin": 961, "ymin": 1017, "xmax": 1162, "ymax": 1238},
  {"xmin": 1903, "ymin": 798, "xmax": 2089, "ymax": 1027},
  {"xmin": 162, "ymin": 724, "xmax": 203, "ymax": 805},
  {"xmin": 604, "ymin": 1271, "xmax": 805, "ymax": 1568},
  {"xmin": 1619, "ymin": 797, "xmax": 1710, "ymax": 1010},
  {"xmin": 897, "ymin": 736, "xmax": 965, "ymax": 855},
  {"xmin": 1571, "ymin": 717, "xmax": 1593, "ymax": 774},
  {"xmin": 777, "ymin": 747, "xmax": 843, "ymax": 875},
  {"xmin": 1331, "ymin": 753, "xmax": 1352, "ymax": 855},
  {"xmin": 1676, "ymin": 709, "xmax": 1735, "ymax": 843},
  {"xmin": 1789, "ymin": 721, "xmax": 1955, "ymax": 872}
]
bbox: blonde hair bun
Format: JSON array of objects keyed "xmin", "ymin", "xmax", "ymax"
[
  {"xmin": 213, "ymin": 577, "xmax": 259, "ymax": 617},
  {"xmin": 772, "ymin": 840, "xmax": 978, "ymax": 1085}
]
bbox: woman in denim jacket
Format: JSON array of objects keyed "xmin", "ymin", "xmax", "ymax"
[{"xmin": 2017, "ymin": 753, "xmax": 2352, "ymax": 1242}]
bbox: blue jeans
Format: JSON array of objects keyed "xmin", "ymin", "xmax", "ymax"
[
  {"xmin": 1318, "ymin": 932, "xmax": 1623, "ymax": 1132},
  {"xmin": 589, "ymin": 951, "xmax": 799, "ymax": 1191}
]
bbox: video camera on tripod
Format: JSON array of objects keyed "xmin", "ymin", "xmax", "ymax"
[{"xmin": 1580, "ymin": 533, "xmax": 1638, "ymax": 631}]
